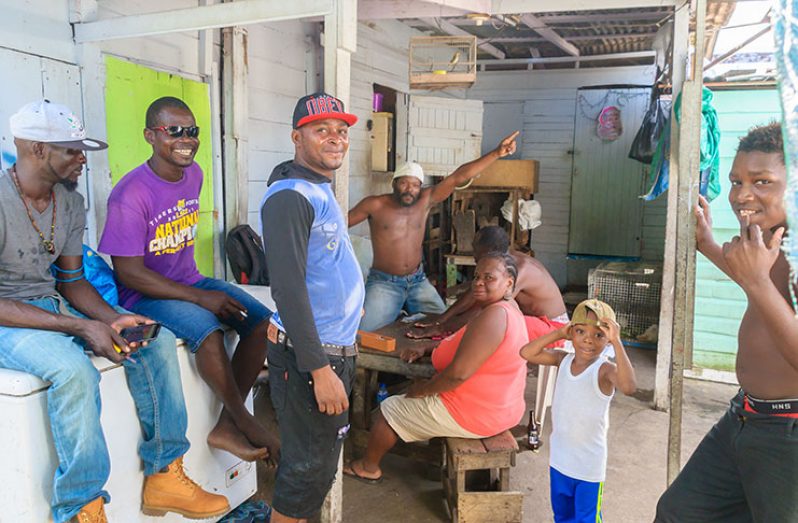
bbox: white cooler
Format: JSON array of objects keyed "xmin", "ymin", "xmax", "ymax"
[{"xmin": 0, "ymin": 284, "xmax": 275, "ymax": 522}]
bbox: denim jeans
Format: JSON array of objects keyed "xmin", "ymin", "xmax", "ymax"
[
  {"xmin": 131, "ymin": 277, "xmax": 272, "ymax": 352},
  {"xmin": 360, "ymin": 265, "xmax": 446, "ymax": 331},
  {"xmin": 0, "ymin": 296, "xmax": 190, "ymax": 523},
  {"xmin": 656, "ymin": 391, "xmax": 798, "ymax": 522}
]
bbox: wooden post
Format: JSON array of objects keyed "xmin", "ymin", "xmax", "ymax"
[
  {"xmin": 665, "ymin": 0, "xmax": 707, "ymax": 486},
  {"xmin": 221, "ymin": 20, "xmax": 249, "ymax": 232},
  {"xmin": 653, "ymin": 2, "xmax": 688, "ymax": 411},
  {"xmin": 321, "ymin": 2, "xmax": 357, "ymax": 521}
]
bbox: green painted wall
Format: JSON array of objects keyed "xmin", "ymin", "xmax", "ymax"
[
  {"xmin": 692, "ymin": 89, "xmax": 781, "ymax": 371},
  {"xmin": 103, "ymin": 55, "xmax": 214, "ymax": 276}
]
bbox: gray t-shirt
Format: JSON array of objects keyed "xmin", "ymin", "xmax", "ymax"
[{"xmin": 0, "ymin": 169, "xmax": 86, "ymax": 300}]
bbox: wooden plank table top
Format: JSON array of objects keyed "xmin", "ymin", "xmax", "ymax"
[{"xmin": 357, "ymin": 317, "xmax": 441, "ymax": 379}]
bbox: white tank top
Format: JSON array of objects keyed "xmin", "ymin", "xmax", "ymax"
[{"xmin": 549, "ymin": 353, "xmax": 614, "ymax": 482}]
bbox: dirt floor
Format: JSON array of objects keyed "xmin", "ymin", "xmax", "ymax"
[{"xmin": 251, "ymin": 347, "xmax": 738, "ymax": 522}]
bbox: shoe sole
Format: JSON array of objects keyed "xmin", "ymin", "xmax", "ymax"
[{"xmin": 141, "ymin": 504, "xmax": 230, "ymax": 519}]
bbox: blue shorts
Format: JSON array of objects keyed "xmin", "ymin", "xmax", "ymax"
[
  {"xmin": 130, "ymin": 278, "xmax": 272, "ymax": 352},
  {"xmin": 550, "ymin": 466, "xmax": 604, "ymax": 523}
]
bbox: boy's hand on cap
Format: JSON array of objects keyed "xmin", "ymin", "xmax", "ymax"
[
  {"xmin": 599, "ymin": 318, "xmax": 622, "ymax": 344},
  {"xmin": 557, "ymin": 322, "xmax": 572, "ymax": 341}
]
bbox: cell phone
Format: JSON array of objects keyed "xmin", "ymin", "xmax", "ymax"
[{"xmin": 120, "ymin": 323, "xmax": 162, "ymax": 344}]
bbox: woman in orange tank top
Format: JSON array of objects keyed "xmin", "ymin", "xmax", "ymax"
[{"xmin": 344, "ymin": 252, "xmax": 529, "ymax": 484}]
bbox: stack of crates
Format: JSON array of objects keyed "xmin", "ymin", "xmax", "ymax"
[{"xmin": 587, "ymin": 262, "xmax": 662, "ymax": 342}]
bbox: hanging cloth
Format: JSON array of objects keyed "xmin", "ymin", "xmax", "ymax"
[{"xmin": 641, "ymin": 87, "xmax": 721, "ymax": 202}]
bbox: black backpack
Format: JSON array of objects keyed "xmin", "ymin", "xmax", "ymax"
[{"xmin": 225, "ymin": 224, "xmax": 269, "ymax": 285}]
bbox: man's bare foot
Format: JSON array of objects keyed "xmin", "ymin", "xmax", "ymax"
[
  {"xmin": 228, "ymin": 411, "xmax": 281, "ymax": 467},
  {"xmin": 207, "ymin": 416, "xmax": 268, "ymax": 462}
]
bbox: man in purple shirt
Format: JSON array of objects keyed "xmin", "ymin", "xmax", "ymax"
[{"xmin": 99, "ymin": 97, "xmax": 278, "ymax": 464}]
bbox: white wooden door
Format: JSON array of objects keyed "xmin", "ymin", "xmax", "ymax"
[{"xmin": 406, "ymin": 95, "xmax": 483, "ymax": 177}]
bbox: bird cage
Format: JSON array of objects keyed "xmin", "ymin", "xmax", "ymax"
[{"xmin": 409, "ymin": 35, "xmax": 477, "ymax": 89}]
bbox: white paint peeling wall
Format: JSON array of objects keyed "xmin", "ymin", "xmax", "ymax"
[
  {"xmin": 467, "ymin": 66, "xmax": 663, "ymax": 287},
  {"xmin": 246, "ymin": 20, "xmax": 319, "ymax": 227}
]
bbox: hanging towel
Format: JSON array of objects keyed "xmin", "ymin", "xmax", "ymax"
[{"xmin": 641, "ymin": 87, "xmax": 721, "ymax": 202}]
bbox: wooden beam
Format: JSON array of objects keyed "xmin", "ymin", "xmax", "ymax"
[
  {"xmin": 221, "ymin": 25, "xmax": 249, "ymax": 230},
  {"xmin": 420, "ymin": 18, "xmax": 506, "ymax": 59},
  {"xmin": 488, "ymin": 0, "xmax": 679, "ymax": 14},
  {"xmin": 73, "ymin": 0, "xmax": 333, "ymax": 42},
  {"xmin": 424, "ymin": 0, "xmax": 491, "ymax": 12},
  {"xmin": 519, "ymin": 13, "xmax": 579, "ymax": 56},
  {"xmin": 359, "ymin": 0, "xmax": 468, "ymax": 19},
  {"xmin": 453, "ymin": 32, "xmax": 658, "ymax": 44},
  {"xmin": 477, "ymin": 50, "xmax": 655, "ymax": 65},
  {"xmin": 666, "ymin": 0, "xmax": 707, "ymax": 486}
]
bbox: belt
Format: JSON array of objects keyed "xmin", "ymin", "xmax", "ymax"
[
  {"xmin": 744, "ymin": 393, "xmax": 798, "ymax": 415},
  {"xmin": 275, "ymin": 330, "xmax": 358, "ymax": 357}
]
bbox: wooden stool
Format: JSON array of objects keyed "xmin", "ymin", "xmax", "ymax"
[{"xmin": 442, "ymin": 431, "xmax": 523, "ymax": 523}]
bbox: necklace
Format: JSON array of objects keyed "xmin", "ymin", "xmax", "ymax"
[{"xmin": 9, "ymin": 166, "xmax": 57, "ymax": 255}]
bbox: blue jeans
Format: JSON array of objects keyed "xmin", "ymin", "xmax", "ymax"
[
  {"xmin": 360, "ymin": 266, "xmax": 446, "ymax": 332},
  {"xmin": 0, "ymin": 296, "xmax": 190, "ymax": 523},
  {"xmin": 131, "ymin": 277, "xmax": 272, "ymax": 352}
]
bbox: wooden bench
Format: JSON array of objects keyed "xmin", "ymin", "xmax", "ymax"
[{"xmin": 442, "ymin": 431, "xmax": 524, "ymax": 523}]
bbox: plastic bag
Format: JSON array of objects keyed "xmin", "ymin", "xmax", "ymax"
[
  {"xmin": 83, "ymin": 245, "xmax": 119, "ymax": 306},
  {"xmin": 629, "ymin": 94, "xmax": 668, "ymax": 164}
]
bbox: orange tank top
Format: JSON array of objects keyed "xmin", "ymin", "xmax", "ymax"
[{"xmin": 432, "ymin": 300, "xmax": 530, "ymax": 436}]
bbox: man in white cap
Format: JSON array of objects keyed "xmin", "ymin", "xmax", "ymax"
[
  {"xmin": 0, "ymin": 100, "xmax": 229, "ymax": 522},
  {"xmin": 349, "ymin": 131, "xmax": 520, "ymax": 331}
]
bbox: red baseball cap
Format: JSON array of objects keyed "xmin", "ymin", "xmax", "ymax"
[{"xmin": 292, "ymin": 92, "xmax": 357, "ymax": 129}]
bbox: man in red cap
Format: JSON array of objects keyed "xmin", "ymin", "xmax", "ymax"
[{"xmin": 259, "ymin": 92, "xmax": 364, "ymax": 523}]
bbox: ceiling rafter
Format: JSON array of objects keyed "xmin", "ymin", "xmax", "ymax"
[
  {"xmin": 519, "ymin": 13, "xmax": 580, "ymax": 56},
  {"xmin": 418, "ymin": 17, "xmax": 506, "ymax": 59}
]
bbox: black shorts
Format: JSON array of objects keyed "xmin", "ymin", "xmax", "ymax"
[
  {"xmin": 656, "ymin": 391, "xmax": 798, "ymax": 522},
  {"xmin": 266, "ymin": 339, "xmax": 355, "ymax": 519}
]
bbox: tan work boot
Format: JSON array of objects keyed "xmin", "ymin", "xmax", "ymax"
[
  {"xmin": 71, "ymin": 497, "xmax": 107, "ymax": 523},
  {"xmin": 141, "ymin": 457, "xmax": 230, "ymax": 519}
]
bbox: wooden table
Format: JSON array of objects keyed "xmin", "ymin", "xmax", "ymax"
[{"xmin": 352, "ymin": 318, "xmax": 439, "ymax": 429}]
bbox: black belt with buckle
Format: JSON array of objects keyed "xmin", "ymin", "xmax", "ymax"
[
  {"xmin": 276, "ymin": 331, "xmax": 358, "ymax": 357},
  {"xmin": 745, "ymin": 393, "xmax": 798, "ymax": 414}
]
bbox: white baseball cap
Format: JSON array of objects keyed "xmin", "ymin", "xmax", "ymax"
[
  {"xmin": 9, "ymin": 99, "xmax": 108, "ymax": 151},
  {"xmin": 392, "ymin": 162, "xmax": 424, "ymax": 183}
]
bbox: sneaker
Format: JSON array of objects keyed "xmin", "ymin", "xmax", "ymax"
[
  {"xmin": 72, "ymin": 497, "xmax": 107, "ymax": 523},
  {"xmin": 142, "ymin": 456, "xmax": 230, "ymax": 519}
]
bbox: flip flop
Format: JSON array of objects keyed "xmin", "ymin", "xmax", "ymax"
[{"xmin": 343, "ymin": 462, "xmax": 383, "ymax": 485}]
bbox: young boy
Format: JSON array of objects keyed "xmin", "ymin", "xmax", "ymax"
[
  {"xmin": 656, "ymin": 123, "xmax": 798, "ymax": 522},
  {"xmin": 521, "ymin": 299, "xmax": 637, "ymax": 523}
]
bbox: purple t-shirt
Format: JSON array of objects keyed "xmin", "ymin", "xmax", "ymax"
[{"xmin": 99, "ymin": 161, "xmax": 203, "ymax": 308}]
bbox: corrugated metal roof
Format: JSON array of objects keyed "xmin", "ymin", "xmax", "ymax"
[{"xmin": 402, "ymin": 4, "xmax": 734, "ymax": 69}]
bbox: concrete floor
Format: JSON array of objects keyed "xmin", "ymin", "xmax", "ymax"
[{"xmin": 251, "ymin": 347, "xmax": 738, "ymax": 523}]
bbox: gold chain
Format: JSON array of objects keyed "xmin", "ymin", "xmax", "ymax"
[{"xmin": 9, "ymin": 165, "xmax": 57, "ymax": 255}]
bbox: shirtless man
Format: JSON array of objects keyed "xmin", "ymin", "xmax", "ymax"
[
  {"xmin": 656, "ymin": 122, "xmax": 798, "ymax": 522},
  {"xmin": 349, "ymin": 131, "xmax": 519, "ymax": 332},
  {"xmin": 410, "ymin": 225, "xmax": 566, "ymax": 339}
]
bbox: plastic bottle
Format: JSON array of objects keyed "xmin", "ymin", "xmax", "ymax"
[
  {"xmin": 527, "ymin": 410, "xmax": 541, "ymax": 451},
  {"xmin": 376, "ymin": 383, "xmax": 389, "ymax": 404}
]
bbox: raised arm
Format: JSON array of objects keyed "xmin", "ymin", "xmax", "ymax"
[
  {"xmin": 598, "ymin": 319, "xmax": 637, "ymax": 395},
  {"xmin": 429, "ymin": 131, "xmax": 520, "ymax": 204},
  {"xmin": 519, "ymin": 323, "xmax": 570, "ymax": 366},
  {"xmin": 348, "ymin": 196, "xmax": 375, "ymax": 227},
  {"xmin": 406, "ymin": 304, "xmax": 507, "ymax": 398}
]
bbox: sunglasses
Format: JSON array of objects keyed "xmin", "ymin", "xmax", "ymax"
[{"xmin": 149, "ymin": 125, "xmax": 200, "ymax": 138}]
